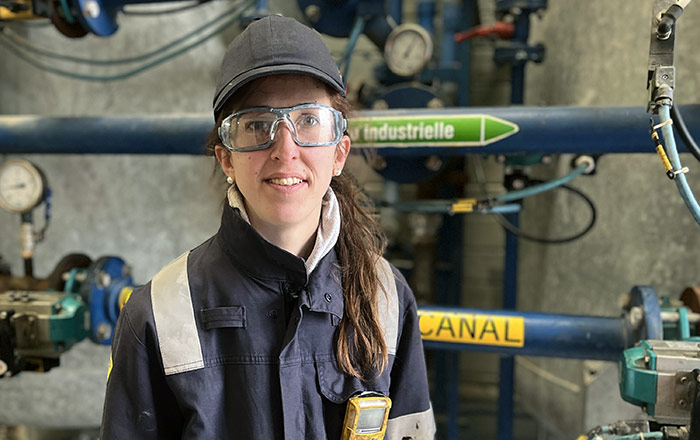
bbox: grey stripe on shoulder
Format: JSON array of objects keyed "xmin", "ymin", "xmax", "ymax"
[
  {"xmin": 151, "ymin": 251, "xmax": 204, "ymax": 375},
  {"xmin": 376, "ymin": 257, "xmax": 399, "ymax": 356},
  {"xmin": 386, "ymin": 405, "xmax": 436, "ymax": 440}
]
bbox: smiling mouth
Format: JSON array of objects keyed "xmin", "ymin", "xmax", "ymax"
[{"xmin": 267, "ymin": 177, "xmax": 304, "ymax": 186}]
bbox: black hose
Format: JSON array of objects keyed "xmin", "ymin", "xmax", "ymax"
[
  {"xmin": 671, "ymin": 105, "xmax": 700, "ymax": 163},
  {"xmin": 493, "ymin": 182, "xmax": 597, "ymax": 245}
]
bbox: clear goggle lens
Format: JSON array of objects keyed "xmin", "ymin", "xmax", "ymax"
[{"xmin": 219, "ymin": 104, "xmax": 346, "ymax": 152}]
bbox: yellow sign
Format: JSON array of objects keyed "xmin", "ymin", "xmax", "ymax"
[{"xmin": 418, "ymin": 311, "xmax": 525, "ymax": 347}]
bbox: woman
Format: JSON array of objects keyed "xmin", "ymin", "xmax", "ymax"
[{"xmin": 101, "ymin": 14, "xmax": 434, "ymax": 440}]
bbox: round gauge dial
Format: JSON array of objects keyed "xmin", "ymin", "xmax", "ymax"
[
  {"xmin": 384, "ymin": 23, "xmax": 433, "ymax": 77},
  {"xmin": 0, "ymin": 160, "xmax": 45, "ymax": 214}
]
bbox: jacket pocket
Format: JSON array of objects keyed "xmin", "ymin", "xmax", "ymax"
[
  {"xmin": 199, "ymin": 306, "xmax": 246, "ymax": 330},
  {"xmin": 315, "ymin": 358, "xmax": 389, "ymax": 404}
]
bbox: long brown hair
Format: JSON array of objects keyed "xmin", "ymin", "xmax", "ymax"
[{"xmin": 206, "ymin": 79, "xmax": 389, "ymax": 381}]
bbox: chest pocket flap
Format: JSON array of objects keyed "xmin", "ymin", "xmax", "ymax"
[
  {"xmin": 316, "ymin": 359, "xmax": 389, "ymax": 404},
  {"xmin": 199, "ymin": 306, "xmax": 246, "ymax": 330}
]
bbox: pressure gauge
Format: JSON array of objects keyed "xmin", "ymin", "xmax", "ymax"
[
  {"xmin": 0, "ymin": 160, "xmax": 46, "ymax": 214},
  {"xmin": 384, "ymin": 23, "xmax": 433, "ymax": 77}
]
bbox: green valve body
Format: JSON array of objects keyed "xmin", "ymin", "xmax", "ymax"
[{"xmin": 619, "ymin": 340, "xmax": 700, "ymax": 425}]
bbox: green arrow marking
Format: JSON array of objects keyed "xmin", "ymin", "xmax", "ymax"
[{"xmin": 347, "ymin": 114, "xmax": 519, "ymax": 148}]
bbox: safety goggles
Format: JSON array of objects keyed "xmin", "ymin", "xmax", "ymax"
[{"xmin": 218, "ymin": 103, "xmax": 347, "ymax": 152}]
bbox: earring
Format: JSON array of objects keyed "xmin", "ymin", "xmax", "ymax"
[
  {"xmin": 226, "ymin": 176, "xmax": 234, "ymax": 184},
  {"xmin": 334, "ymin": 169, "xmax": 342, "ymax": 176}
]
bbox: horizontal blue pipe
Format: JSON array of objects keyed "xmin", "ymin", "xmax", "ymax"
[
  {"xmin": 2, "ymin": 105, "xmax": 699, "ymax": 156},
  {"xmin": 418, "ymin": 306, "xmax": 629, "ymax": 361},
  {"xmin": 0, "ymin": 114, "xmax": 212, "ymax": 155}
]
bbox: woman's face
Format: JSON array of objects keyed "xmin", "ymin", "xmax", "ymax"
[{"xmin": 216, "ymin": 74, "xmax": 350, "ymax": 234}]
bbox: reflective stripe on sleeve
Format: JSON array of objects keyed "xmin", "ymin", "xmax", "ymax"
[
  {"xmin": 151, "ymin": 251, "xmax": 204, "ymax": 375},
  {"xmin": 376, "ymin": 257, "xmax": 399, "ymax": 356},
  {"xmin": 386, "ymin": 405, "xmax": 436, "ymax": 440}
]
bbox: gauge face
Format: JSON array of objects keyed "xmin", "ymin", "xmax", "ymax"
[
  {"xmin": 384, "ymin": 23, "xmax": 433, "ymax": 77},
  {"xmin": 0, "ymin": 160, "xmax": 45, "ymax": 214}
]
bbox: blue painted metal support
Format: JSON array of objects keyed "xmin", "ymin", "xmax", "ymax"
[
  {"xmin": 509, "ymin": 13, "xmax": 531, "ymax": 104},
  {"xmin": 502, "ymin": 214, "xmax": 519, "ymax": 311},
  {"xmin": 419, "ymin": 307, "xmax": 637, "ymax": 361},
  {"xmin": 433, "ymin": 172, "xmax": 464, "ymax": 440},
  {"xmin": 433, "ymin": 5, "xmax": 468, "ymax": 435},
  {"xmin": 498, "ymin": 356, "xmax": 515, "ymax": 440},
  {"xmin": 3, "ymin": 105, "xmax": 700, "ymax": 155},
  {"xmin": 498, "ymin": 212, "xmax": 519, "ymax": 440},
  {"xmin": 440, "ymin": 1, "xmax": 461, "ymax": 73},
  {"xmin": 418, "ymin": 0, "xmax": 436, "ymax": 33},
  {"xmin": 387, "ymin": 0, "xmax": 402, "ymax": 24},
  {"xmin": 457, "ymin": 1, "xmax": 472, "ymax": 107}
]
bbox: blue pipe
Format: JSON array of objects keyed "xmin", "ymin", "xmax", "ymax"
[
  {"xmin": 433, "ymin": 167, "xmax": 464, "ymax": 440},
  {"xmin": 502, "ymin": 214, "xmax": 519, "ymax": 312},
  {"xmin": 440, "ymin": 1, "xmax": 460, "ymax": 69},
  {"xmin": 495, "ymin": 164, "xmax": 588, "ymax": 203},
  {"xmin": 499, "ymin": 212, "xmax": 519, "ymax": 440},
  {"xmin": 498, "ymin": 356, "xmax": 514, "ymax": 440},
  {"xmin": 500, "ymin": 8, "xmax": 533, "ymax": 435},
  {"xmin": 509, "ymin": 13, "xmax": 531, "ymax": 104},
  {"xmin": 417, "ymin": 0, "xmax": 435, "ymax": 33},
  {"xmin": 419, "ymin": 307, "xmax": 630, "ymax": 361},
  {"xmin": 387, "ymin": 0, "xmax": 401, "ymax": 24},
  {"xmin": 4, "ymin": 106, "xmax": 700, "ymax": 155},
  {"xmin": 457, "ymin": 1, "xmax": 473, "ymax": 106},
  {"xmin": 390, "ymin": 200, "xmax": 521, "ymax": 214}
]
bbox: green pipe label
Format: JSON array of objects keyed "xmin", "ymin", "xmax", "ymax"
[{"xmin": 348, "ymin": 114, "xmax": 519, "ymax": 148}]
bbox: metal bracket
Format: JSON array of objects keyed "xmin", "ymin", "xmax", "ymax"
[
  {"xmin": 648, "ymin": 66, "xmax": 676, "ymax": 114},
  {"xmin": 647, "ymin": 0, "xmax": 680, "ymax": 113},
  {"xmin": 494, "ymin": 43, "xmax": 545, "ymax": 65},
  {"xmin": 495, "ymin": 0, "xmax": 547, "ymax": 14}
]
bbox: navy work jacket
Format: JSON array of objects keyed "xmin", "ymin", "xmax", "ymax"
[{"xmin": 100, "ymin": 205, "xmax": 434, "ymax": 439}]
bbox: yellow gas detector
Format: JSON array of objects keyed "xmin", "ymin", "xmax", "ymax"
[{"xmin": 340, "ymin": 392, "xmax": 392, "ymax": 440}]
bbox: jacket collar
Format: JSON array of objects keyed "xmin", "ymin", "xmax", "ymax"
[
  {"xmin": 219, "ymin": 185, "xmax": 345, "ymax": 319},
  {"xmin": 218, "ymin": 206, "xmax": 308, "ymax": 287},
  {"xmin": 225, "ymin": 184, "xmax": 341, "ymax": 275}
]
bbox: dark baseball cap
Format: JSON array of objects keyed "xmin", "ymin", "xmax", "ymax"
[{"xmin": 212, "ymin": 15, "xmax": 346, "ymax": 120}]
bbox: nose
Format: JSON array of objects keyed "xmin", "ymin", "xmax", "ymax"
[{"xmin": 269, "ymin": 118, "xmax": 299, "ymax": 161}]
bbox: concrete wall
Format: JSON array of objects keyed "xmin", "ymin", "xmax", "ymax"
[
  {"xmin": 520, "ymin": 2, "xmax": 700, "ymax": 436},
  {"xmin": 2, "ymin": 0, "xmax": 700, "ymax": 438}
]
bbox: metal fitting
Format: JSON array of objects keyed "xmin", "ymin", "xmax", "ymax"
[
  {"xmin": 304, "ymin": 5, "xmax": 321, "ymax": 23},
  {"xmin": 98, "ymin": 271, "xmax": 111, "ymax": 289},
  {"xmin": 574, "ymin": 155, "xmax": 596, "ymax": 174},
  {"xmin": 97, "ymin": 323, "xmax": 112, "ymax": 341}
]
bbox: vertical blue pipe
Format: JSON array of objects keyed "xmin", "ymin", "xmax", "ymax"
[
  {"xmin": 497, "ymin": 5, "xmax": 535, "ymax": 438},
  {"xmin": 435, "ymin": 210, "xmax": 463, "ymax": 440},
  {"xmin": 418, "ymin": 0, "xmax": 435, "ymax": 33},
  {"xmin": 388, "ymin": 0, "xmax": 402, "ymax": 24},
  {"xmin": 458, "ymin": 1, "xmax": 473, "ymax": 106},
  {"xmin": 440, "ymin": 1, "xmax": 460, "ymax": 69},
  {"xmin": 510, "ymin": 13, "xmax": 531, "ymax": 105},
  {"xmin": 438, "ymin": 2, "xmax": 464, "ymax": 438},
  {"xmin": 502, "ymin": 213, "xmax": 519, "ymax": 310},
  {"xmin": 498, "ymin": 212, "xmax": 519, "ymax": 440}
]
